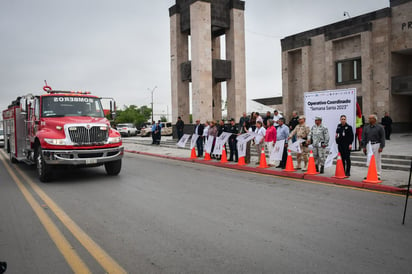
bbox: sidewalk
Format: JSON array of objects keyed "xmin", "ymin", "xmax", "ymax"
[{"xmin": 123, "ymin": 133, "xmax": 412, "ymax": 194}]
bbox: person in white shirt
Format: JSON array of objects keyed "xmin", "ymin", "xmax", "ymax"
[
  {"xmin": 273, "ymin": 109, "xmax": 283, "ymax": 128},
  {"xmin": 254, "ymin": 121, "xmax": 266, "ymax": 164},
  {"xmin": 255, "ymin": 112, "xmax": 263, "ymax": 124},
  {"xmin": 203, "ymin": 121, "xmax": 210, "ymax": 144}
]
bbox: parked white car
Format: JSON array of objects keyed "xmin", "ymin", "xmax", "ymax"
[
  {"xmin": 116, "ymin": 123, "xmax": 138, "ymax": 137},
  {"xmin": 0, "ymin": 128, "xmax": 4, "ymax": 147}
]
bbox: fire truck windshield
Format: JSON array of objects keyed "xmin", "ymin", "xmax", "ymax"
[{"xmin": 41, "ymin": 96, "xmax": 105, "ymax": 118}]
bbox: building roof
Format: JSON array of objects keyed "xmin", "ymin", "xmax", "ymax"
[{"xmin": 252, "ymin": 97, "xmax": 283, "ymax": 106}]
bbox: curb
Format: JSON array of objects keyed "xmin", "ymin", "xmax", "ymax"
[{"xmin": 125, "ymin": 149, "xmax": 410, "ymax": 195}]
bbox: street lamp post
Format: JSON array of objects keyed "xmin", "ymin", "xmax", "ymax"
[{"xmin": 148, "ymin": 86, "xmax": 157, "ymax": 122}]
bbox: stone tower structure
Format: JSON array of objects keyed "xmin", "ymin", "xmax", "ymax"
[{"xmin": 169, "ymin": 0, "xmax": 246, "ymax": 123}]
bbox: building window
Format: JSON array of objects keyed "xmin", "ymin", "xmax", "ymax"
[{"xmin": 336, "ymin": 58, "xmax": 362, "ymax": 85}]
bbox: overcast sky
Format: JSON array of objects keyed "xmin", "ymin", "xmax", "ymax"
[{"xmin": 0, "ymin": 0, "xmax": 389, "ymax": 118}]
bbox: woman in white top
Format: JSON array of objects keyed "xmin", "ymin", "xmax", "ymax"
[
  {"xmin": 203, "ymin": 121, "xmax": 210, "ymax": 144},
  {"xmin": 254, "ymin": 121, "xmax": 266, "ymax": 162}
]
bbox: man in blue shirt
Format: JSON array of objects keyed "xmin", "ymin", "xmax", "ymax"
[{"xmin": 276, "ymin": 118, "xmax": 290, "ymax": 169}]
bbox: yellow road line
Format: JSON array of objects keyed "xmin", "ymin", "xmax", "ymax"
[
  {"xmin": 13, "ymin": 161, "xmax": 127, "ymax": 274},
  {"xmin": 0, "ymin": 153, "xmax": 91, "ymax": 273}
]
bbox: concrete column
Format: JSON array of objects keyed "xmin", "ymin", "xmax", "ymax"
[
  {"xmin": 301, "ymin": 46, "xmax": 311, "ymax": 94},
  {"xmin": 190, "ymin": 1, "xmax": 213, "ymax": 123},
  {"xmin": 212, "ymin": 36, "xmax": 222, "ymax": 121},
  {"xmin": 325, "ymin": 40, "xmax": 335, "ymax": 90},
  {"xmin": 281, "ymin": 51, "xmax": 290, "ymax": 120},
  {"xmin": 361, "ymin": 31, "xmax": 373, "ymax": 116},
  {"xmin": 226, "ymin": 8, "xmax": 246, "ymax": 121},
  {"xmin": 170, "ymin": 13, "xmax": 190, "ymax": 123}
]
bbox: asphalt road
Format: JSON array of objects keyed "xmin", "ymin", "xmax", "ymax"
[{"xmin": 0, "ymin": 150, "xmax": 411, "ymax": 273}]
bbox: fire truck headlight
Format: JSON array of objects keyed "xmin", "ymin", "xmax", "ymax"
[
  {"xmin": 108, "ymin": 136, "xmax": 121, "ymax": 144},
  {"xmin": 44, "ymin": 138, "xmax": 68, "ymax": 145}
]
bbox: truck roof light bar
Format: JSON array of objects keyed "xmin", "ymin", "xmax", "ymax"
[{"xmin": 43, "ymin": 81, "xmax": 91, "ymax": 95}]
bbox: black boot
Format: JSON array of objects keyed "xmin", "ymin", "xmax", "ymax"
[
  {"xmin": 345, "ymin": 159, "xmax": 351, "ymax": 176},
  {"xmin": 320, "ymin": 166, "xmax": 324, "ymax": 174}
]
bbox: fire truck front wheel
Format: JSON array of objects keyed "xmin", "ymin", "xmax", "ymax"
[
  {"xmin": 104, "ymin": 159, "xmax": 122, "ymax": 176},
  {"xmin": 36, "ymin": 146, "xmax": 51, "ymax": 182}
]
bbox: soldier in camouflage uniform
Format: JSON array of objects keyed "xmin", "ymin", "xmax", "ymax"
[
  {"xmin": 308, "ymin": 116, "xmax": 330, "ymax": 173},
  {"xmin": 288, "ymin": 115, "xmax": 311, "ymax": 170}
]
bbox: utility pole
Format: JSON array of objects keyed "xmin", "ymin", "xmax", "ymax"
[{"xmin": 148, "ymin": 86, "xmax": 157, "ymax": 122}]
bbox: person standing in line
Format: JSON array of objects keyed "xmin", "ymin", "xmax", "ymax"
[
  {"xmin": 288, "ymin": 116, "xmax": 310, "ymax": 170},
  {"xmin": 361, "ymin": 114, "xmax": 385, "ymax": 179},
  {"xmin": 194, "ymin": 119, "xmax": 204, "ymax": 157},
  {"xmin": 276, "ymin": 118, "xmax": 290, "ymax": 169},
  {"xmin": 263, "ymin": 111, "xmax": 272, "ymax": 128},
  {"xmin": 288, "ymin": 111, "xmax": 299, "ymax": 143},
  {"xmin": 239, "ymin": 120, "xmax": 251, "ymax": 164},
  {"xmin": 254, "ymin": 121, "xmax": 266, "ymax": 164},
  {"xmin": 151, "ymin": 120, "xmax": 156, "ymax": 144},
  {"xmin": 381, "ymin": 111, "xmax": 393, "ymax": 140},
  {"xmin": 216, "ymin": 120, "xmax": 227, "ymax": 159},
  {"xmin": 239, "ymin": 112, "xmax": 249, "ymax": 128},
  {"xmin": 176, "ymin": 116, "xmax": 184, "ymax": 140},
  {"xmin": 308, "ymin": 116, "xmax": 329, "ymax": 174},
  {"xmin": 273, "ymin": 109, "xmax": 283, "ymax": 128},
  {"xmin": 255, "ymin": 112, "xmax": 263, "ymax": 124},
  {"xmin": 355, "ymin": 103, "xmax": 364, "ymax": 150},
  {"xmin": 264, "ymin": 119, "xmax": 277, "ymax": 166},
  {"xmin": 335, "ymin": 115, "xmax": 354, "ymax": 176},
  {"xmin": 249, "ymin": 112, "xmax": 256, "ymax": 131},
  {"xmin": 155, "ymin": 120, "xmax": 162, "ymax": 145},
  {"xmin": 217, "ymin": 120, "xmax": 226, "ymax": 136},
  {"xmin": 226, "ymin": 118, "xmax": 239, "ymax": 162},
  {"xmin": 203, "ymin": 121, "xmax": 210, "ymax": 144},
  {"xmin": 208, "ymin": 120, "xmax": 218, "ymax": 159}
]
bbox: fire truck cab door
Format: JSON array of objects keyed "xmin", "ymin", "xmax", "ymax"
[{"xmin": 31, "ymin": 97, "xmax": 40, "ymax": 140}]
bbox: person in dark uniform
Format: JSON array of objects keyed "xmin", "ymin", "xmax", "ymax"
[
  {"xmin": 381, "ymin": 111, "xmax": 393, "ymax": 140},
  {"xmin": 176, "ymin": 116, "xmax": 184, "ymax": 140},
  {"xmin": 226, "ymin": 118, "xmax": 239, "ymax": 162},
  {"xmin": 194, "ymin": 119, "xmax": 204, "ymax": 157},
  {"xmin": 215, "ymin": 120, "xmax": 227, "ymax": 159},
  {"xmin": 288, "ymin": 110, "xmax": 299, "ymax": 143},
  {"xmin": 217, "ymin": 119, "xmax": 226, "ymax": 136},
  {"xmin": 335, "ymin": 115, "xmax": 354, "ymax": 176}
]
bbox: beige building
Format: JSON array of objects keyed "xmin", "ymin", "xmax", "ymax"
[{"xmin": 281, "ymin": 0, "xmax": 412, "ymax": 131}]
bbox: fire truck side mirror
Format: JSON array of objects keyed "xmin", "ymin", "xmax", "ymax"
[
  {"xmin": 111, "ymin": 112, "xmax": 117, "ymax": 120},
  {"xmin": 20, "ymin": 97, "xmax": 27, "ymax": 113}
]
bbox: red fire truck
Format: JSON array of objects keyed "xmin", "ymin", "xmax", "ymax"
[{"xmin": 2, "ymin": 84, "xmax": 124, "ymax": 182}]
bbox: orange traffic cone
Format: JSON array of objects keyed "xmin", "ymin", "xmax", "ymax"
[
  {"xmin": 220, "ymin": 145, "xmax": 228, "ymax": 163},
  {"xmin": 258, "ymin": 147, "xmax": 269, "ymax": 168},
  {"xmin": 284, "ymin": 150, "xmax": 296, "ymax": 172},
  {"xmin": 333, "ymin": 153, "xmax": 347, "ymax": 179},
  {"xmin": 238, "ymin": 156, "xmax": 246, "ymax": 166},
  {"xmin": 363, "ymin": 154, "xmax": 382, "ymax": 184},
  {"xmin": 305, "ymin": 150, "xmax": 319, "ymax": 175},
  {"xmin": 190, "ymin": 147, "xmax": 197, "ymax": 159},
  {"xmin": 204, "ymin": 152, "xmax": 212, "ymax": 161}
]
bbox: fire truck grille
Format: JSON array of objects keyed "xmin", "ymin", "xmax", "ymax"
[{"xmin": 68, "ymin": 126, "xmax": 108, "ymax": 144}]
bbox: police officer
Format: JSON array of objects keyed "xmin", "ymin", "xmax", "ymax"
[
  {"xmin": 308, "ymin": 116, "xmax": 329, "ymax": 174},
  {"xmin": 335, "ymin": 115, "xmax": 354, "ymax": 176},
  {"xmin": 226, "ymin": 118, "xmax": 239, "ymax": 162}
]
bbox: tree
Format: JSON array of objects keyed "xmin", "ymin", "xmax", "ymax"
[
  {"xmin": 160, "ymin": 115, "xmax": 167, "ymax": 122},
  {"xmin": 115, "ymin": 105, "xmax": 152, "ymax": 127}
]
